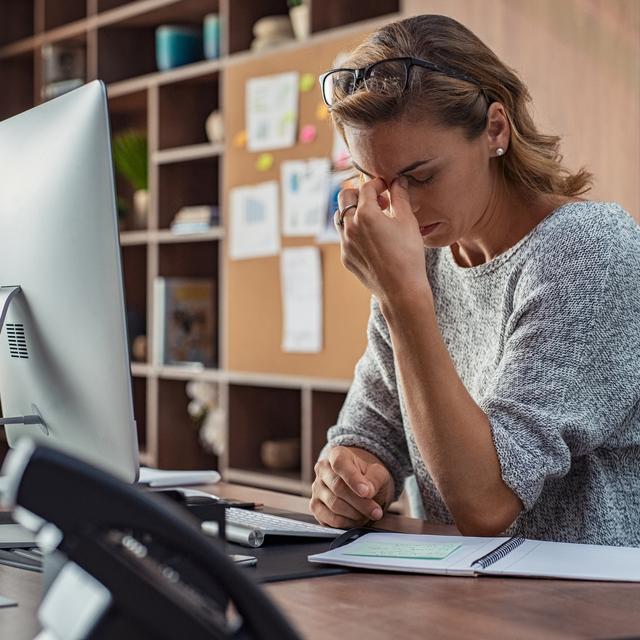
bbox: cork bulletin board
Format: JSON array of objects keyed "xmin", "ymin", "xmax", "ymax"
[{"xmin": 223, "ymin": 25, "xmax": 383, "ymax": 379}]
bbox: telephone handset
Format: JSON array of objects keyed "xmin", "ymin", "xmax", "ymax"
[{"xmin": 1, "ymin": 440, "xmax": 301, "ymax": 639}]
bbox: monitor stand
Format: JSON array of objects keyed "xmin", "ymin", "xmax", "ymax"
[
  {"xmin": 0, "ymin": 286, "xmax": 50, "ymax": 550},
  {"xmin": 0, "ymin": 285, "xmax": 47, "ymax": 432}
]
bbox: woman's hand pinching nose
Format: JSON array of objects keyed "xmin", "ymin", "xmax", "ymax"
[
  {"xmin": 333, "ymin": 174, "xmax": 429, "ymax": 306},
  {"xmin": 389, "ymin": 175, "xmax": 412, "ymax": 216}
]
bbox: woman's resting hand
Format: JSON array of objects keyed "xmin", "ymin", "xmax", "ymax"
[{"xmin": 310, "ymin": 445, "xmax": 394, "ymax": 529}]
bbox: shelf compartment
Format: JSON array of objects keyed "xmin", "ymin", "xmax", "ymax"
[
  {"xmin": 158, "ymin": 75, "xmax": 219, "ymax": 149},
  {"xmin": 97, "ymin": 0, "xmax": 219, "ymax": 84},
  {"xmin": 158, "ymin": 237, "xmax": 219, "ymax": 278},
  {"xmin": 107, "ymin": 56, "xmax": 223, "ymax": 99},
  {"xmin": 108, "ymin": 86, "xmax": 148, "ymax": 117},
  {"xmin": 157, "ymin": 241, "xmax": 220, "ymax": 368},
  {"xmin": 157, "ymin": 378, "xmax": 218, "ymax": 469},
  {"xmin": 309, "ymin": 0, "xmax": 399, "ymax": 34},
  {"xmin": 158, "ymin": 73, "xmax": 220, "ymax": 149},
  {"xmin": 157, "ymin": 156, "xmax": 219, "ymax": 229},
  {"xmin": 0, "ymin": 1, "xmax": 35, "ymax": 48},
  {"xmin": 96, "ymin": 25, "xmax": 155, "ymax": 84},
  {"xmin": 227, "ymin": 384, "xmax": 303, "ymax": 482},
  {"xmin": 44, "ymin": 0, "xmax": 87, "ymax": 31},
  {"xmin": 121, "ymin": 244, "xmax": 148, "ymax": 363},
  {"xmin": 225, "ymin": 0, "xmax": 290, "ymax": 55},
  {"xmin": 108, "ymin": 89, "xmax": 149, "ymax": 230},
  {"xmin": 310, "ymin": 390, "xmax": 347, "ymax": 470},
  {"xmin": 0, "ymin": 52, "xmax": 34, "ymax": 121}
]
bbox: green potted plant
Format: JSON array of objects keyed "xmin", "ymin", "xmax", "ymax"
[
  {"xmin": 112, "ymin": 130, "xmax": 148, "ymax": 229},
  {"xmin": 288, "ymin": 0, "xmax": 309, "ymax": 40}
]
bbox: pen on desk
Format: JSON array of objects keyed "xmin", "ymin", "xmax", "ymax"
[{"xmin": 215, "ymin": 499, "xmax": 264, "ymax": 509}]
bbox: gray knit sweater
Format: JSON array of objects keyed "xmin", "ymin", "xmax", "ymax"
[{"xmin": 326, "ymin": 201, "xmax": 640, "ymax": 546}]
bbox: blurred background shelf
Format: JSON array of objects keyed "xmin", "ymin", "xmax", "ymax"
[{"xmin": 0, "ymin": 0, "xmax": 402, "ymax": 493}]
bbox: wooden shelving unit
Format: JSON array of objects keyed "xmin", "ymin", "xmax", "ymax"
[{"xmin": 0, "ymin": 0, "xmax": 400, "ymax": 494}]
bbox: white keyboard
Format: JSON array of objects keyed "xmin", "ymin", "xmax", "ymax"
[{"xmin": 202, "ymin": 508, "xmax": 346, "ymax": 548}]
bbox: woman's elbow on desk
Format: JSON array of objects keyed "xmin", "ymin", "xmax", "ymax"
[{"xmin": 450, "ymin": 491, "xmax": 523, "ymax": 538}]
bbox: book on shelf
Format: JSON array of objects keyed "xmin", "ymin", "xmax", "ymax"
[
  {"xmin": 170, "ymin": 205, "xmax": 220, "ymax": 234},
  {"xmin": 42, "ymin": 78, "xmax": 85, "ymax": 101},
  {"xmin": 41, "ymin": 43, "xmax": 85, "ymax": 101},
  {"xmin": 153, "ymin": 277, "xmax": 217, "ymax": 368}
]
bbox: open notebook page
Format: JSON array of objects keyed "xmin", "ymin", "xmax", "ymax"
[
  {"xmin": 308, "ymin": 532, "xmax": 509, "ymax": 576},
  {"xmin": 484, "ymin": 539, "xmax": 640, "ymax": 582}
]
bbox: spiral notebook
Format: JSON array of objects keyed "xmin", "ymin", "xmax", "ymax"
[{"xmin": 308, "ymin": 531, "xmax": 640, "ymax": 582}]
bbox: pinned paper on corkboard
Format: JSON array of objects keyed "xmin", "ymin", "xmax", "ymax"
[
  {"xmin": 229, "ymin": 181, "xmax": 280, "ymax": 260},
  {"xmin": 281, "ymin": 157, "xmax": 331, "ymax": 236},
  {"xmin": 246, "ymin": 71, "xmax": 299, "ymax": 152}
]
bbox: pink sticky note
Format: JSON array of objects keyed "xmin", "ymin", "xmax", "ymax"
[{"xmin": 299, "ymin": 124, "xmax": 317, "ymax": 144}]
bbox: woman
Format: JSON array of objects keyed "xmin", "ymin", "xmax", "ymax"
[{"xmin": 310, "ymin": 15, "xmax": 640, "ymax": 545}]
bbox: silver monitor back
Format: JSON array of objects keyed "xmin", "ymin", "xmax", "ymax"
[{"xmin": 0, "ymin": 81, "xmax": 139, "ymax": 482}]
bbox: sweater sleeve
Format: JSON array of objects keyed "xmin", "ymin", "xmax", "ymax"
[
  {"xmin": 479, "ymin": 213, "xmax": 640, "ymax": 511},
  {"xmin": 323, "ymin": 296, "xmax": 413, "ymax": 500}
]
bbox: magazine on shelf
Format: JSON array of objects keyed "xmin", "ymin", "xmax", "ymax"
[{"xmin": 153, "ymin": 277, "xmax": 217, "ymax": 368}]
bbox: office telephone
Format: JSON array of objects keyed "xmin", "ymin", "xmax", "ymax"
[{"xmin": 1, "ymin": 440, "xmax": 301, "ymax": 639}]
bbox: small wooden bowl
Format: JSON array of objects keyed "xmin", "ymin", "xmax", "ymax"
[{"xmin": 260, "ymin": 438, "xmax": 301, "ymax": 471}]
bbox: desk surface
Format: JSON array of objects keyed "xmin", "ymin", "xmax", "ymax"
[{"xmin": 2, "ymin": 482, "xmax": 640, "ymax": 639}]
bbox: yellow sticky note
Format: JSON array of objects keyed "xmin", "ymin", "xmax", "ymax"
[
  {"xmin": 300, "ymin": 72, "xmax": 315, "ymax": 93},
  {"xmin": 315, "ymin": 103, "xmax": 329, "ymax": 121},
  {"xmin": 233, "ymin": 130, "xmax": 247, "ymax": 148},
  {"xmin": 256, "ymin": 153, "xmax": 274, "ymax": 171}
]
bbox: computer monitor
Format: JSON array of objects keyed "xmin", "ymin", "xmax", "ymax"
[{"xmin": 0, "ymin": 81, "xmax": 139, "ymax": 482}]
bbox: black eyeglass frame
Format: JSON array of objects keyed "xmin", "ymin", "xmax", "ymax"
[{"xmin": 319, "ymin": 56, "xmax": 488, "ymax": 108}]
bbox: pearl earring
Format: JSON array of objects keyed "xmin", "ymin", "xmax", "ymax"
[{"xmin": 496, "ymin": 147, "xmax": 505, "ymax": 156}]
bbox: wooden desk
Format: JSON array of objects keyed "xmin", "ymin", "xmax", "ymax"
[{"xmin": 1, "ymin": 482, "xmax": 640, "ymax": 639}]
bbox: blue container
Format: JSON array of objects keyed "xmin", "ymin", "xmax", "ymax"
[
  {"xmin": 155, "ymin": 25, "xmax": 203, "ymax": 71},
  {"xmin": 203, "ymin": 14, "xmax": 221, "ymax": 60}
]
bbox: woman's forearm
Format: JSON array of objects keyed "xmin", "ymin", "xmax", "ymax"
[{"xmin": 379, "ymin": 287, "xmax": 522, "ymax": 535}]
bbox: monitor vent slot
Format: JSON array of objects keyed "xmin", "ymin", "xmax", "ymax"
[{"xmin": 6, "ymin": 324, "xmax": 29, "ymax": 359}]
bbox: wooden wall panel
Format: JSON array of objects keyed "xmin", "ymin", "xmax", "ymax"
[{"xmin": 402, "ymin": 0, "xmax": 640, "ymax": 218}]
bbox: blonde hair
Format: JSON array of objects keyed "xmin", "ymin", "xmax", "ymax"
[{"xmin": 330, "ymin": 15, "xmax": 592, "ymax": 198}]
